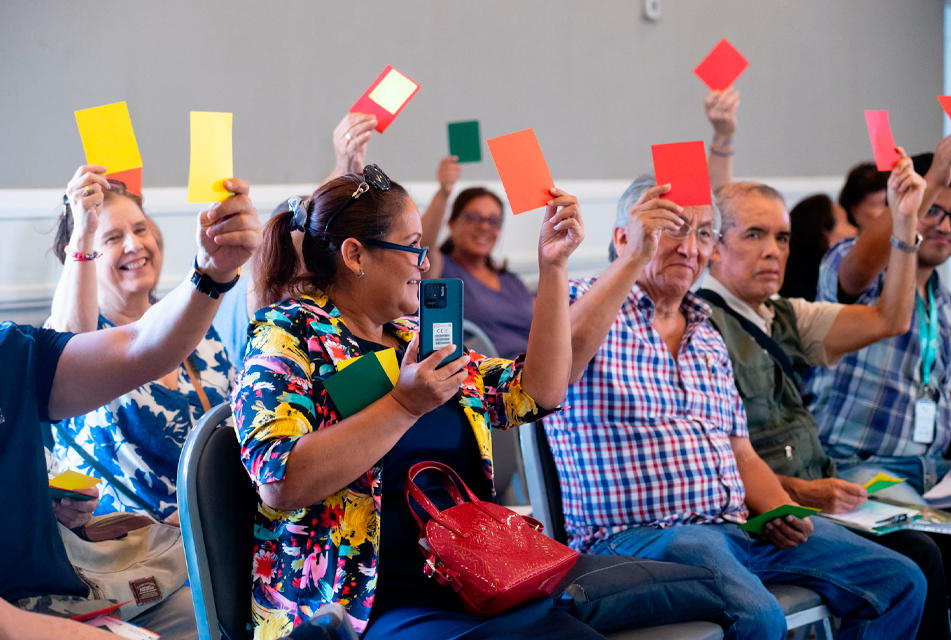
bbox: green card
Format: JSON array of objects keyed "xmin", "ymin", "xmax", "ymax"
[
  {"xmin": 322, "ymin": 351, "xmax": 395, "ymax": 419},
  {"xmin": 49, "ymin": 487, "xmax": 97, "ymax": 502},
  {"xmin": 738, "ymin": 504, "xmax": 820, "ymax": 535},
  {"xmin": 448, "ymin": 120, "xmax": 482, "ymax": 163}
]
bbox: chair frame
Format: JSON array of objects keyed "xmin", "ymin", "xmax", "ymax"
[{"xmin": 178, "ymin": 401, "xmax": 234, "ymax": 640}]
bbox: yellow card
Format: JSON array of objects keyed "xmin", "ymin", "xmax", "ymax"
[
  {"xmin": 338, "ymin": 349, "xmax": 400, "ymax": 386},
  {"xmin": 49, "ymin": 470, "xmax": 102, "ymax": 491},
  {"xmin": 368, "ymin": 69, "xmax": 419, "ymax": 115},
  {"xmin": 74, "ymin": 102, "xmax": 142, "ymax": 173},
  {"xmin": 187, "ymin": 111, "xmax": 233, "ymax": 203}
]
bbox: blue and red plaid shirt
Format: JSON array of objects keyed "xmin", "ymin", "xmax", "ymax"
[{"xmin": 546, "ymin": 279, "xmax": 749, "ymax": 551}]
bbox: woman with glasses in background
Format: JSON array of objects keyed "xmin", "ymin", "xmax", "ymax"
[
  {"xmin": 233, "ymin": 165, "xmax": 594, "ymax": 639},
  {"xmin": 420, "ymin": 157, "xmax": 535, "ymax": 359}
]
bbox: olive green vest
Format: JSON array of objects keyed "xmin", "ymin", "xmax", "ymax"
[{"xmin": 706, "ymin": 297, "xmax": 837, "ymax": 482}]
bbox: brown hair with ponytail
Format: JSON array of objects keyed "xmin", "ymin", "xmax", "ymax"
[
  {"xmin": 439, "ymin": 187, "xmax": 506, "ymax": 272},
  {"xmin": 255, "ymin": 173, "xmax": 411, "ymax": 307}
]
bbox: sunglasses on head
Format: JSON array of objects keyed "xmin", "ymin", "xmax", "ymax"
[{"xmin": 323, "ymin": 164, "xmax": 391, "ymax": 234}]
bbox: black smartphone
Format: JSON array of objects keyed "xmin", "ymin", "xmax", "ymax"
[{"xmin": 419, "ymin": 278, "xmax": 464, "ymax": 368}]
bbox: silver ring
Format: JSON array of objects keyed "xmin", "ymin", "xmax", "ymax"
[
  {"xmin": 345, "ymin": 132, "xmax": 352, "ymax": 142},
  {"xmin": 82, "ymin": 185, "xmax": 94, "ymax": 196}
]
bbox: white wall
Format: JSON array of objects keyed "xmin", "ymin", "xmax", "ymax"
[{"xmin": 0, "ymin": 1, "xmax": 944, "ymax": 189}]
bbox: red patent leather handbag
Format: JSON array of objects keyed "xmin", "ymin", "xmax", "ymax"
[{"xmin": 405, "ymin": 461, "xmax": 579, "ymax": 617}]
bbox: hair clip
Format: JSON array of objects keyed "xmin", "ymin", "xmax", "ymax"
[{"xmin": 288, "ymin": 197, "xmax": 309, "ymax": 233}]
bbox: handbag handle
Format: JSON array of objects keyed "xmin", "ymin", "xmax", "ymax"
[{"xmin": 405, "ymin": 461, "xmax": 499, "ymax": 535}]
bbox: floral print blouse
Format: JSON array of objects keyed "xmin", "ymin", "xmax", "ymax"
[{"xmin": 231, "ymin": 291, "xmax": 550, "ymax": 639}]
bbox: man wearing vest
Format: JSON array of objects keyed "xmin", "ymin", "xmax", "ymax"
[{"xmin": 699, "ymin": 167, "xmax": 950, "ymax": 639}]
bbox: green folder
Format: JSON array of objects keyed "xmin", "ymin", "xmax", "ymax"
[
  {"xmin": 323, "ymin": 351, "xmax": 395, "ymax": 419},
  {"xmin": 448, "ymin": 120, "xmax": 482, "ymax": 163},
  {"xmin": 738, "ymin": 504, "xmax": 820, "ymax": 535}
]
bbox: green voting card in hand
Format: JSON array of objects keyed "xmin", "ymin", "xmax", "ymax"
[
  {"xmin": 448, "ymin": 121, "xmax": 482, "ymax": 163},
  {"xmin": 738, "ymin": 504, "xmax": 820, "ymax": 535}
]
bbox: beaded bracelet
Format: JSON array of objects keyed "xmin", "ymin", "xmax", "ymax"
[
  {"xmin": 710, "ymin": 147, "xmax": 735, "ymax": 158},
  {"xmin": 64, "ymin": 245, "xmax": 101, "ymax": 262}
]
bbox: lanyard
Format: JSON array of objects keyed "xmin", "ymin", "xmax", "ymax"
[{"xmin": 917, "ymin": 280, "xmax": 939, "ymax": 387}]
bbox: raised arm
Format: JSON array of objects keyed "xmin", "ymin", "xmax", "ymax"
[
  {"xmin": 48, "ymin": 178, "xmax": 261, "ymax": 420},
  {"xmin": 520, "ymin": 188, "xmax": 585, "ymax": 409},
  {"xmin": 824, "ymin": 155, "xmax": 926, "ymax": 359},
  {"xmin": 568, "ymin": 184, "xmax": 683, "ymax": 384},
  {"xmin": 918, "ymin": 133, "xmax": 951, "ymax": 217},
  {"xmin": 706, "ymin": 89, "xmax": 739, "ymax": 191},
  {"xmin": 320, "ymin": 112, "xmax": 377, "ymax": 186},
  {"xmin": 419, "ymin": 156, "xmax": 461, "ymax": 279},
  {"xmin": 48, "ymin": 165, "xmax": 110, "ymax": 333}
]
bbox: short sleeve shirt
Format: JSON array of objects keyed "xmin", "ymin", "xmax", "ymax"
[{"xmin": 0, "ymin": 322, "xmax": 87, "ymax": 602}]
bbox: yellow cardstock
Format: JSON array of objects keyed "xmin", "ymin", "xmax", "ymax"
[
  {"xmin": 187, "ymin": 111, "xmax": 233, "ymax": 203},
  {"xmin": 74, "ymin": 102, "xmax": 142, "ymax": 173},
  {"xmin": 368, "ymin": 69, "xmax": 419, "ymax": 115},
  {"xmin": 338, "ymin": 348, "xmax": 400, "ymax": 386},
  {"xmin": 863, "ymin": 472, "xmax": 906, "ymax": 489},
  {"xmin": 49, "ymin": 470, "xmax": 102, "ymax": 491}
]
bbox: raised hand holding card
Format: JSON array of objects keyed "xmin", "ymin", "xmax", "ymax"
[
  {"xmin": 487, "ymin": 128, "xmax": 555, "ymax": 214},
  {"xmin": 74, "ymin": 102, "xmax": 142, "ymax": 174},
  {"xmin": 694, "ymin": 39, "xmax": 749, "ymax": 91},
  {"xmin": 864, "ymin": 110, "xmax": 901, "ymax": 172},
  {"xmin": 651, "ymin": 141, "xmax": 712, "ymax": 207},
  {"xmin": 351, "ymin": 65, "xmax": 420, "ymax": 133}
]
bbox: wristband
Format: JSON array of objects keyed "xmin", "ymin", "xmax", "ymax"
[
  {"xmin": 64, "ymin": 245, "xmax": 101, "ymax": 262},
  {"xmin": 710, "ymin": 147, "xmax": 735, "ymax": 158},
  {"xmin": 890, "ymin": 233, "xmax": 922, "ymax": 254},
  {"xmin": 189, "ymin": 258, "xmax": 240, "ymax": 299}
]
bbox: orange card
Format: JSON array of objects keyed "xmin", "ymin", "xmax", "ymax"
[
  {"xmin": 486, "ymin": 129, "xmax": 554, "ymax": 215},
  {"xmin": 651, "ymin": 141, "xmax": 712, "ymax": 207},
  {"xmin": 864, "ymin": 110, "xmax": 901, "ymax": 172},
  {"xmin": 351, "ymin": 65, "xmax": 420, "ymax": 133},
  {"xmin": 938, "ymin": 96, "xmax": 951, "ymax": 119},
  {"xmin": 694, "ymin": 39, "xmax": 748, "ymax": 91},
  {"xmin": 106, "ymin": 166, "xmax": 142, "ymax": 197}
]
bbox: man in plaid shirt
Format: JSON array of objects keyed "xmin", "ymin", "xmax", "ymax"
[
  {"xmin": 546, "ymin": 175, "xmax": 926, "ymax": 640},
  {"xmin": 805, "ymin": 147, "xmax": 951, "ymax": 502}
]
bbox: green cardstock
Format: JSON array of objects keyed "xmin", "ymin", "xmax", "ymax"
[
  {"xmin": 49, "ymin": 487, "xmax": 97, "ymax": 502},
  {"xmin": 322, "ymin": 352, "xmax": 395, "ymax": 419},
  {"xmin": 866, "ymin": 479, "xmax": 904, "ymax": 494},
  {"xmin": 448, "ymin": 120, "xmax": 482, "ymax": 163},
  {"xmin": 738, "ymin": 504, "xmax": 820, "ymax": 535}
]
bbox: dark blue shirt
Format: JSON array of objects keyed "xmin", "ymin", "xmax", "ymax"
[{"xmin": 0, "ymin": 322, "xmax": 88, "ymax": 602}]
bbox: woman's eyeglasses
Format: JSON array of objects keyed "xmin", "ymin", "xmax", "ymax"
[
  {"xmin": 323, "ymin": 164, "xmax": 391, "ymax": 233},
  {"xmin": 361, "ymin": 239, "xmax": 429, "ymax": 267},
  {"xmin": 461, "ymin": 212, "xmax": 502, "ymax": 229}
]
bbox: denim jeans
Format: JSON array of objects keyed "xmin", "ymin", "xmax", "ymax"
[
  {"xmin": 589, "ymin": 518, "xmax": 926, "ymax": 640},
  {"xmin": 831, "ymin": 453, "xmax": 951, "ymax": 502}
]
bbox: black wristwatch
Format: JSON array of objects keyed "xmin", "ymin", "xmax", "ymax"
[{"xmin": 190, "ymin": 258, "xmax": 240, "ymax": 299}]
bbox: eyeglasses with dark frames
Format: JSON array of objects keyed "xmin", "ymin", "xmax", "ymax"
[
  {"xmin": 360, "ymin": 239, "xmax": 430, "ymax": 267},
  {"xmin": 924, "ymin": 204, "xmax": 951, "ymax": 228},
  {"xmin": 323, "ymin": 164, "xmax": 391, "ymax": 233}
]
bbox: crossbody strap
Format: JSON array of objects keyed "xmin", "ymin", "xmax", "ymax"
[
  {"xmin": 697, "ymin": 289, "xmax": 798, "ymax": 383},
  {"xmin": 182, "ymin": 356, "xmax": 212, "ymax": 413},
  {"xmin": 52, "ymin": 421, "xmax": 164, "ymax": 522}
]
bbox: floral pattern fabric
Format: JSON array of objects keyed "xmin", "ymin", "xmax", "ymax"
[
  {"xmin": 231, "ymin": 291, "xmax": 550, "ymax": 639},
  {"xmin": 51, "ymin": 315, "xmax": 235, "ymax": 519}
]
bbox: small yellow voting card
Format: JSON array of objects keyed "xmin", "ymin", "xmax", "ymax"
[
  {"xmin": 187, "ymin": 111, "xmax": 233, "ymax": 203},
  {"xmin": 368, "ymin": 69, "xmax": 419, "ymax": 115},
  {"xmin": 49, "ymin": 470, "xmax": 102, "ymax": 491},
  {"xmin": 74, "ymin": 102, "xmax": 142, "ymax": 173}
]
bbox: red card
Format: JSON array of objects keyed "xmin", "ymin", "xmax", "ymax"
[
  {"xmin": 350, "ymin": 65, "xmax": 420, "ymax": 134},
  {"xmin": 71, "ymin": 601, "xmax": 129, "ymax": 622},
  {"xmin": 651, "ymin": 141, "xmax": 712, "ymax": 207},
  {"xmin": 864, "ymin": 110, "xmax": 901, "ymax": 172},
  {"xmin": 486, "ymin": 129, "xmax": 555, "ymax": 215},
  {"xmin": 694, "ymin": 39, "xmax": 749, "ymax": 91},
  {"xmin": 938, "ymin": 96, "xmax": 951, "ymax": 119},
  {"xmin": 106, "ymin": 166, "xmax": 142, "ymax": 197}
]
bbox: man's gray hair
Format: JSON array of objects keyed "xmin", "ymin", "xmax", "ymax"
[{"xmin": 609, "ymin": 173, "xmax": 721, "ymax": 261}]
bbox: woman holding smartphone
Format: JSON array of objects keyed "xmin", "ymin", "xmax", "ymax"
[{"xmin": 232, "ymin": 165, "xmax": 591, "ymax": 639}]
